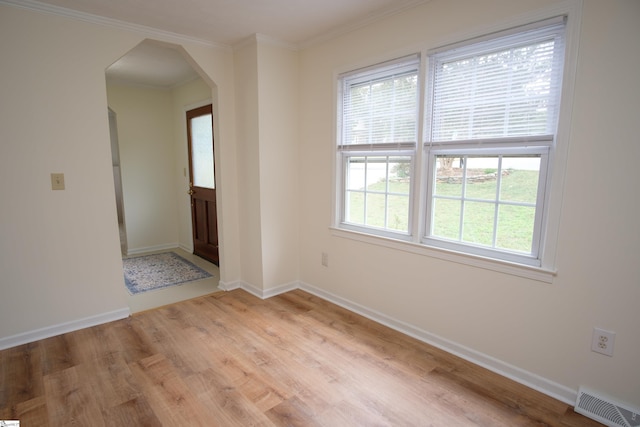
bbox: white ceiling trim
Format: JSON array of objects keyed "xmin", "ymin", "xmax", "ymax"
[{"xmin": 0, "ymin": 0, "xmax": 231, "ymax": 51}]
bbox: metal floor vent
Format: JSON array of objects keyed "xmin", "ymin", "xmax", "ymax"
[{"xmin": 575, "ymin": 387, "xmax": 640, "ymax": 427}]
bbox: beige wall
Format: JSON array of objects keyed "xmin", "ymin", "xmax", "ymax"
[
  {"xmin": 0, "ymin": 5, "xmax": 133, "ymax": 338},
  {"xmin": 297, "ymin": 0, "xmax": 640, "ymax": 407},
  {"xmin": 256, "ymin": 41, "xmax": 300, "ymax": 290},
  {"xmin": 107, "ymin": 84, "xmax": 178, "ymax": 252},
  {"xmin": 233, "ymin": 38, "xmax": 264, "ymax": 288},
  {"xmin": 0, "ymin": 4, "xmax": 240, "ymax": 341},
  {"xmin": 231, "ymin": 37, "xmax": 300, "ymax": 291}
]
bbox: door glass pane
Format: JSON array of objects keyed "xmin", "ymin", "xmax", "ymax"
[{"xmin": 191, "ymin": 114, "xmax": 215, "ymax": 189}]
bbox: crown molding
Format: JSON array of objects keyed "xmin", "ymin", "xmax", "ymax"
[{"xmin": 0, "ymin": 0, "xmax": 232, "ymax": 51}]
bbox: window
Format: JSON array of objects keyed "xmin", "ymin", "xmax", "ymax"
[
  {"xmin": 338, "ymin": 56, "xmax": 419, "ymax": 238},
  {"xmin": 424, "ymin": 18, "xmax": 565, "ymax": 266},
  {"xmin": 336, "ymin": 17, "xmax": 567, "ymax": 269}
]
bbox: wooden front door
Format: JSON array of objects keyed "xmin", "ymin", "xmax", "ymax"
[{"xmin": 187, "ymin": 104, "xmax": 219, "ymax": 265}]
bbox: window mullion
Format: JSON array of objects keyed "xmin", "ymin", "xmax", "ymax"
[
  {"xmin": 363, "ymin": 156, "xmax": 369, "ymax": 226},
  {"xmin": 413, "ymin": 55, "xmax": 428, "ymax": 242},
  {"xmin": 384, "ymin": 156, "xmax": 390, "ymax": 228},
  {"xmin": 342, "ymin": 155, "xmax": 348, "ymax": 224},
  {"xmin": 459, "ymin": 157, "xmax": 468, "ymax": 241},
  {"xmin": 492, "ymin": 156, "xmax": 503, "ymax": 247}
]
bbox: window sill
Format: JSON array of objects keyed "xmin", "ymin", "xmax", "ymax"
[{"xmin": 329, "ymin": 227, "xmax": 556, "ymax": 283}]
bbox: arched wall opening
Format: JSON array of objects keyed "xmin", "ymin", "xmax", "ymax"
[{"xmin": 105, "ymin": 39, "xmax": 222, "ymax": 309}]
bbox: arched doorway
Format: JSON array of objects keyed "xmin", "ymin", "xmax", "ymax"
[{"xmin": 105, "ymin": 39, "xmax": 221, "ymax": 311}]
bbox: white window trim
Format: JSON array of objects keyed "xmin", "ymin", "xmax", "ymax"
[{"xmin": 331, "ymin": 0, "xmax": 582, "ymax": 283}]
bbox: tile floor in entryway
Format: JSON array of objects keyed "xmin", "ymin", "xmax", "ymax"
[{"xmin": 123, "ymin": 247, "xmax": 221, "ymax": 313}]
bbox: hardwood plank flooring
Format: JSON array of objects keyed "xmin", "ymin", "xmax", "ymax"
[{"xmin": 0, "ymin": 289, "xmax": 603, "ymax": 426}]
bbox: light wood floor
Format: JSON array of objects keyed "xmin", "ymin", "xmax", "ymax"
[{"xmin": 0, "ymin": 289, "xmax": 603, "ymax": 426}]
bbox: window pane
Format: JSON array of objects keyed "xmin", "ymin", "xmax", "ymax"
[
  {"xmin": 366, "ymin": 193, "xmax": 386, "ymax": 228},
  {"xmin": 435, "ymin": 156, "xmax": 463, "ymax": 197},
  {"xmin": 366, "ymin": 157, "xmax": 388, "ymax": 189},
  {"xmin": 346, "ymin": 157, "xmax": 366, "ymax": 190},
  {"xmin": 465, "ymin": 157, "xmax": 499, "ymax": 200},
  {"xmin": 345, "ymin": 190, "xmax": 364, "ymax": 225},
  {"xmin": 388, "ymin": 194, "xmax": 409, "ymax": 231},
  {"xmin": 389, "ymin": 157, "xmax": 411, "ymax": 195},
  {"xmin": 496, "ymin": 205, "xmax": 535, "ymax": 252},
  {"xmin": 432, "ymin": 198, "xmax": 461, "ymax": 240},
  {"xmin": 191, "ymin": 114, "xmax": 215, "ymax": 189},
  {"xmin": 500, "ymin": 157, "xmax": 540, "ymax": 203},
  {"xmin": 462, "ymin": 201, "xmax": 495, "ymax": 246}
]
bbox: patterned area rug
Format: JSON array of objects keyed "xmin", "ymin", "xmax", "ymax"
[{"xmin": 123, "ymin": 252, "xmax": 212, "ymax": 295}]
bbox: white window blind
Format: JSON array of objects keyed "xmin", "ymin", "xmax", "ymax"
[
  {"xmin": 341, "ymin": 56, "xmax": 419, "ymax": 150},
  {"xmin": 428, "ymin": 20, "xmax": 566, "ymax": 143}
]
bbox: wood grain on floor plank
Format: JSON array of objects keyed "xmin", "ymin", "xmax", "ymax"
[{"xmin": 0, "ymin": 289, "xmax": 604, "ymax": 426}]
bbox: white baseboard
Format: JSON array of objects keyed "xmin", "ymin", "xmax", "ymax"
[
  {"xmin": 0, "ymin": 307, "xmax": 130, "ymax": 351},
  {"xmin": 218, "ymin": 279, "xmax": 298, "ymax": 299},
  {"xmin": 218, "ymin": 279, "xmax": 242, "ymax": 292},
  {"xmin": 295, "ymin": 281, "xmax": 577, "ymax": 406},
  {"xmin": 126, "ymin": 243, "xmax": 180, "ymax": 256}
]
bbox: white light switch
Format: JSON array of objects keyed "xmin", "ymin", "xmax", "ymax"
[{"xmin": 51, "ymin": 173, "xmax": 65, "ymax": 190}]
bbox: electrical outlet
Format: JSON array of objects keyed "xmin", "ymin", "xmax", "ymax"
[
  {"xmin": 591, "ymin": 328, "xmax": 615, "ymax": 356},
  {"xmin": 321, "ymin": 252, "xmax": 328, "ymax": 267}
]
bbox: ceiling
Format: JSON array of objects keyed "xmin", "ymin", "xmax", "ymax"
[
  {"xmin": 20, "ymin": 0, "xmax": 428, "ymax": 87},
  {"xmin": 30, "ymin": 0, "xmax": 427, "ymax": 47}
]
